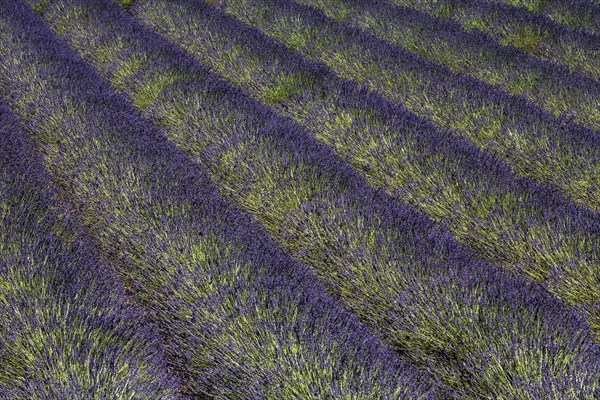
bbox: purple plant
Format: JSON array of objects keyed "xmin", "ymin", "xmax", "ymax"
[
  {"xmin": 210, "ymin": 0, "xmax": 600, "ymax": 213},
  {"xmin": 10, "ymin": 0, "xmax": 600, "ymax": 397},
  {"xmin": 0, "ymin": 101, "xmax": 181, "ymax": 399},
  {"xmin": 387, "ymin": 0, "xmax": 600, "ymax": 79},
  {"xmin": 128, "ymin": 0, "xmax": 600, "ymax": 321},
  {"xmin": 296, "ymin": 0, "xmax": 600, "ymax": 115},
  {"xmin": 484, "ymin": 0, "xmax": 600, "ymax": 36},
  {"xmin": 0, "ymin": 1, "xmax": 445, "ymax": 397}
]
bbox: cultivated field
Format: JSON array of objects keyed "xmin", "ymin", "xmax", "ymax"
[{"xmin": 1, "ymin": 0, "xmax": 599, "ymax": 398}]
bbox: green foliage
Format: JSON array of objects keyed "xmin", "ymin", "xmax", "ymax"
[
  {"xmin": 259, "ymin": 73, "xmax": 306, "ymax": 104},
  {"xmin": 118, "ymin": 0, "xmax": 135, "ymax": 9},
  {"xmin": 31, "ymin": 0, "xmax": 50, "ymax": 14},
  {"xmin": 502, "ymin": 0, "xmax": 551, "ymax": 13},
  {"xmin": 501, "ymin": 26, "xmax": 547, "ymax": 55}
]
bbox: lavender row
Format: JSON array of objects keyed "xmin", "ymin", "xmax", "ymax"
[
  {"xmin": 27, "ymin": 0, "xmax": 600, "ymax": 396},
  {"xmin": 488, "ymin": 0, "xmax": 600, "ymax": 36},
  {"xmin": 0, "ymin": 101, "xmax": 180, "ymax": 398},
  {"xmin": 387, "ymin": 0, "xmax": 600, "ymax": 83},
  {"xmin": 128, "ymin": 0, "xmax": 600, "ymax": 324},
  {"xmin": 0, "ymin": 2, "xmax": 438, "ymax": 398},
  {"xmin": 296, "ymin": 0, "xmax": 600, "ymax": 127},
  {"xmin": 211, "ymin": 0, "xmax": 600, "ymax": 214}
]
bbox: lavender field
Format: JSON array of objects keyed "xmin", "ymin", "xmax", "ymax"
[{"xmin": 1, "ymin": 0, "xmax": 599, "ymax": 398}]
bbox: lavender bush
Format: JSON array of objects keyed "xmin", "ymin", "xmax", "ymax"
[
  {"xmin": 487, "ymin": 0, "xmax": 600, "ymax": 36},
  {"xmin": 0, "ymin": 1, "xmax": 443, "ymax": 398},
  {"xmin": 295, "ymin": 0, "xmax": 600, "ymax": 115},
  {"xmin": 1, "ymin": 0, "xmax": 598, "ymax": 397},
  {"xmin": 0, "ymin": 101, "xmax": 180, "ymax": 399},
  {"xmin": 15, "ymin": 0, "xmax": 600, "ymax": 397},
  {"xmin": 209, "ymin": 0, "xmax": 600, "ymax": 214},
  {"xmin": 387, "ymin": 0, "xmax": 600, "ymax": 81},
  {"xmin": 127, "ymin": 0, "xmax": 600, "ymax": 326}
]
